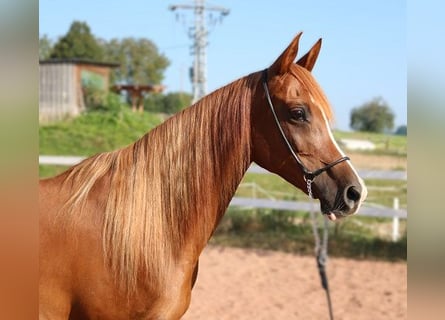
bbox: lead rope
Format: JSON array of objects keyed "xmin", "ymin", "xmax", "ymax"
[{"xmin": 307, "ymin": 178, "xmax": 334, "ymax": 320}]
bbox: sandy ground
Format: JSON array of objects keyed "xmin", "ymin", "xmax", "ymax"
[
  {"xmin": 348, "ymin": 152, "xmax": 407, "ymax": 171},
  {"xmin": 183, "ymin": 246, "xmax": 407, "ymax": 320}
]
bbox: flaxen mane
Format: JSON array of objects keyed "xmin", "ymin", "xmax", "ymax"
[{"xmin": 59, "ymin": 72, "xmax": 259, "ymax": 292}]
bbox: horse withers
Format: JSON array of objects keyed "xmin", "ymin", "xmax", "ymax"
[{"xmin": 39, "ymin": 32, "xmax": 366, "ymax": 319}]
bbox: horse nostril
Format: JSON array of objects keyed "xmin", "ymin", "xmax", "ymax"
[{"xmin": 345, "ymin": 185, "xmax": 361, "ymax": 204}]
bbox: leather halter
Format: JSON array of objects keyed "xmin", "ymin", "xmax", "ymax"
[{"xmin": 261, "ymin": 69, "xmax": 350, "ymax": 187}]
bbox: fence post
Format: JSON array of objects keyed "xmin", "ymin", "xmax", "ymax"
[{"xmin": 392, "ymin": 197, "xmax": 400, "ymax": 242}]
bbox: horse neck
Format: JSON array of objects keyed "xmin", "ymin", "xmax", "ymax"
[
  {"xmin": 192, "ymin": 86, "xmax": 253, "ymax": 213},
  {"xmin": 144, "ymin": 75, "xmax": 256, "ymax": 246}
]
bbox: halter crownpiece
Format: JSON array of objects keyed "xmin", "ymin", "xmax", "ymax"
[{"xmin": 261, "ymin": 69, "xmax": 350, "ymax": 197}]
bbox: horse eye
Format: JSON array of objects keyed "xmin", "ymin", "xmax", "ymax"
[{"xmin": 290, "ymin": 108, "xmax": 306, "ymax": 122}]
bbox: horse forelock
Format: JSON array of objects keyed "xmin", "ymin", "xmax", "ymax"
[
  {"xmin": 59, "ymin": 73, "xmax": 256, "ymax": 293},
  {"xmin": 289, "ymin": 64, "xmax": 333, "ymax": 123}
]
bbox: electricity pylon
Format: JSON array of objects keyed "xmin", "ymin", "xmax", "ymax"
[{"xmin": 169, "ymin": 0, "xmax": 229, "ymax": 102}]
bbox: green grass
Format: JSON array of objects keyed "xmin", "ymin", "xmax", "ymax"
[
  {"xmin": 237, "ymin": 173, "xmax": 406, "ymax": 209},
  {"xmin": 333, "ymin": 130, "xmax": 407, "ymax": 156},
  {"xmin": 39, "ymin": 108, "xmax": 163, "ymax": 178},
  {"xmin": 210, "ymin": 208, "xmax": 406, "ymax": 261},
  {"xmin": 40, "ymin": 108, "xmax": 163, "ymax": 156},
  {"xmin": 39, "ymin": 165, "xmax": 69, "ymax": 179}
]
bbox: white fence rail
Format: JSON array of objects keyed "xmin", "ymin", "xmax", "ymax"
[
  {"xmin": 230, "ymin": 197, "xmax": 406, "ymax": 241},
  {"xmin": 229, "ymin": 197, "xmax": 406, "ymax": 219},
  {"xmin": 40, "ymin": 155, "xmax": 407, "ymax": 240},
  {"xmin": 39, "ymin": 156, "xmax": 407, "ymax": 181},
  {"xmin": 39, "ymin": 155, "xmax": 85, "ymax": 166},
  {"xmin": 248, "ymin": 163, "xmax": 407, "ymax": 180}
]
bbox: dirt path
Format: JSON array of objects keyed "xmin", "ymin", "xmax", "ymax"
[
  {"xmin": 183, "ymin": 246, "xmax": 407, "ymax": 319},
  {"xmin": 348, "ymin": 152, "xmax": 407, "ymax": 171}
]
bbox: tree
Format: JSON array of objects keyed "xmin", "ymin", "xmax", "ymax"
[
  {"xmin": 162, "ymin": 92, "xmax": 192, "ymax": 113},
  {"xmin": 39, "ymin": 34, "xmax": 53, "ymax": 60},
  {"xmin": 395, "ymin": 125, "xmax": 407, "ymax": 136},
  {"xmin": 103, "ymin": 37, "xmax": 170, "ymax": 85},
  {"xmin": 350, "ymin": 97, "xmax": 395, "ymax": 133},
  {"xmin": 144, "ymin": 92, "xmax": 192, "ymax": 114},
  {"xmin": 50, "ymin": 21, "xmax": 104, "ymax": 60},
  {"xmin": 144, "ymin": 93, "xmax": 165, "ymax": 113}
]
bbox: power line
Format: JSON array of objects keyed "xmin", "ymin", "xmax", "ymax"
[{"xmin": 169, "ymin": 0, "xmax": 229, "ymax": 103}]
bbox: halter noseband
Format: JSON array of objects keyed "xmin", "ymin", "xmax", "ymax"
[{"xmin": 261, "ymin": 69, "xmax": 350, "ymax": 196}]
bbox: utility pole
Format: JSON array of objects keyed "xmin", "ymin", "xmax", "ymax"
[{"xmin": 169, "ymin": 0, "xmax": 229, "ymax": 103}]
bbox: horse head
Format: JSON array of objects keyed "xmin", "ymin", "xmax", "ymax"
[{"xmin": 252, "ymin": 32, "xmax": 367, "ymax": 220}]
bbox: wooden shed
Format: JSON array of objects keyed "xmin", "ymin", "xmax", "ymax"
[{"xmin": 39, "ymin": 59, "xmax": 119, "ymax": 123}]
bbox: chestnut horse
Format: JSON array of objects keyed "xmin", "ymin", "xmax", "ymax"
[{"xmin": 40, "ymin": 33, "xmax": 367, "ymax": 319}]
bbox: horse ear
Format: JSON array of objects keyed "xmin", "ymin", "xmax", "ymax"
[
  {"xmin": 296, "ymin": 38, "xmax": 322, "ymax": 72},
  {"xmin": 269, "ymin": 32, "xmax": 303, "ymax": 76}
]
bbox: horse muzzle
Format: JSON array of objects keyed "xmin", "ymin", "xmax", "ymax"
[{"xmin": 319, "ymin": 183, "xmax": 367, "ymax": 221}]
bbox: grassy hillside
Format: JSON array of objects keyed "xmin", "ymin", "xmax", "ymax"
[
  {"xmin": 40, "ymin": 109, "xmax": 163, "ymax": 156},
  {"xmin": 39, "ymin": 109, "xmax": 163, "ymax": 177}
]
